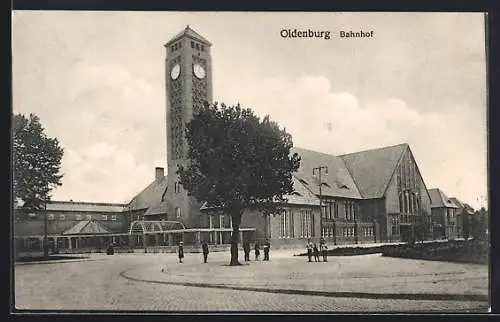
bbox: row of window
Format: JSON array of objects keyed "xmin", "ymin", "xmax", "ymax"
[
  {"xmin": 280, "ymin": 209, "xmax": 295, "ymax": 238},
  {"xmin": 46, "ymin": 214, "xmax": 118, "ymax": 221},
  {"xmin": 322, "ymin": 200, "xmax": 356, "ymax": 221},
  {"xmin": 322, "ymin": 227, "xmax": 375, "ymax": 238},
  {"xmin": 399, "ymin": 190, "xmax": 420, "ymax": 214},
  {"xmin": 170, "ymin": 41, "xmax": 206, "ymax": 53},
  {"xmin": 278, "ymin": 209, "xmax": 314, "ymax": 238},
  {"xmin": 208, "ymin": 214, "xmax": 232, "ymax": 229}
]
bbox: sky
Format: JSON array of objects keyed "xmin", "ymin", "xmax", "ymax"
[{"xmin": 12, "ymin": 11, "xmax": 488, "ymax": 209}]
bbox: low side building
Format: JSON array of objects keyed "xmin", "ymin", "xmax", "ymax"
[{"xmin": 429, "ymin": 188, "xmax": 460, "ymax": 239}]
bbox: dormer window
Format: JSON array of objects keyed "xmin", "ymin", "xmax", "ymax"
[
  {"xmin": 321, "ymin": 182, "xmax": 331, "ymax": 188},
  {"xmin": 340, "ymin": 184, "xmax": 349, "ymax": 189},
  {"xmin": 298, "ymin": 178, "xmax": 308, "ymax": 185}
]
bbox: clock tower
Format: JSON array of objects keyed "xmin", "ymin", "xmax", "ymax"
[{"xmin": 164, "ymin": 26, "xmax": 213, "ymax": 227}]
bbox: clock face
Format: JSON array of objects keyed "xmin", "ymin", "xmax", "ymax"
[
  {"xmin": 170, "ymin": 64, "xmax": 180, "ymax": 80},
  {"xmin": 193, "ymin": 63, "xmax": 206, "ymax": 79}
]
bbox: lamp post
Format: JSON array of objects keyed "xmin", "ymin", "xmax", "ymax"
[
  {"xmin": 313, "ymin": 165, "xmax": 328, "ymax": 241},
  {"xmin": 43, "ymin": 191, "xmax": 48, "ymax": 259}
]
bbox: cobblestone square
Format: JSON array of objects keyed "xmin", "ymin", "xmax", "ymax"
[{"xmin": 14, "ymin": 250, "xmax": 489, "ymax": 312}]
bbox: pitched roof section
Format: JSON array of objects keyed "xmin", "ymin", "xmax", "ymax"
[
  {"xmin": 286, "ymin": 175, "xmax": 321, "ymax": 206},
  {"xmin": 127, "ymin": 176, "xmax": 168, "ymax": 211},
  {"xmin": 291, "ymin": 147, "xmax": 362, "ymax": 199},
  {"xmin": 47, "ymin": 201, "xmax": 126, "ymax": 213},
  {"xmin": 166, "ymin": 25, "xmax": 212, "ymax": 46},
  {"xmin": 339, "ymin": 144, "xmax": 408, "ymax": 199},
  {"xmin": 143, "ymin": 200, "xmax": 172, "ymax": 217},
  {"xmin": 62, "ymin": 220, "xmax": 112, "ymax": 235},
  {"xmin": 428, "ymin": 188, "xmax": 460, "ymax": 209}
]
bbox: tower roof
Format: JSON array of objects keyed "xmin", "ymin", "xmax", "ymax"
[{"xmin": 165, "ymin": 25, "xmax": 212, "ymax": 46}]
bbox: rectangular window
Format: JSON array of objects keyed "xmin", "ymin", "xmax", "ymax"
[
  {"xmin": 101, "ymin": 215, "xmax": 108, "ymax": 221},
  {"xmin": 59, "ymin": 214, "xmax": 65, "ymax": 220},
  {"xmin": 191, "ymin": 41, "xmax": 194, "ymax": 48},
  {"xmin": 209, "ymin": 215, "xmax": 213, "ymax": 229},
  {"xmin": 76, "ymin": 214, "xmax": 83, "ymax": 220},
  {"xmin": 334, "ymin": 202, "xmax": 338, "ymax": 219},
  {"xmin": 111, "ymin": 215, "xmax": 117, "ymax": 221},
  {"xmin": 176, "ymin": 207, "xmax": 181, "ymax": 219},
  {"xmin": 220, "ymin": 215, "xmax": 224, "ymax": 229},
  {"xmin": 48, "ymin": 214, "xmax": 55, "ymax": 220},
  {"xmin": 229, "ymin": 216, "xmax": 233, "ymax": 229}
]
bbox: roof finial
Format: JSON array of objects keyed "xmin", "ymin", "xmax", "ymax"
[{"xmin": 186, "ymin": 24, "xmax": 190, "ymax": 29}]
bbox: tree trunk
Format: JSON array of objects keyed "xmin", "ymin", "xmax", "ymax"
[{"xmin": 230, "ymin": 209, "xmax": 243, "ymax": 266}]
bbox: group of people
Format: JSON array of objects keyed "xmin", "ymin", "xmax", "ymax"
[
  {"xmin": 176, "ymin": 241, "xmax": 210, "ymax": 264},
  {"xmin": 306, "ymin": 238, "xmax": 328, "ymax": 262},
  {"xmin": 176, "ymin": 240, "xmax": 271, "ymax": 263},
  {"xmin": 177, "ymin": 239, "xmax": 329, "ymax": 264},
  {"xmin": 177, "ymin": 240, "xmax": 271, "ymax": 263},
  {"xmin": 243, "ymin": 240, "xmax": 271, "ymax": 261}
]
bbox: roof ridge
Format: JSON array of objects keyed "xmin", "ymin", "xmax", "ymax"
[
  {"xmin": 338, "ymin": 157, "xmax": 363, "ymax": 197},
  {"xmin": 380, "ymin": 144, "xmax": 408, "ymax": 198},
  {"xmin": 49, "ymin": 200, "xmax": 127, "ymax": 206},
  {"xmin": 339, "ymin": 143, "xmax": 409, "ymax": 157}
]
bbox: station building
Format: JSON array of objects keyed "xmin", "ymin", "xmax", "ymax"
[{"xmin": 14, "ymin": 26, "xmax": 471, "ymax": 254}]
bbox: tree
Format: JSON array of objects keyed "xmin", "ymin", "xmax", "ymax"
[
  {"xmin": 13, "ymin": 113, "xmax": 64, "ymax": 211},
  {"xmin": 470, "ymin": 207, "xmax": 488, "ymax": 241},
  {"xmin": 177, "ymin": 102, "xmax": 301, "ymax": 265}
]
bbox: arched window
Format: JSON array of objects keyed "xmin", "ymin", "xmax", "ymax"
[{"xmin": 175, "ymin": 207, "xmax": 181, "ymax": 218}]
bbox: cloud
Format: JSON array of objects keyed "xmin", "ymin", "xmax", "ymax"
[
  {"xmin": 217, "ymin": 75, "xmax": 487, "ymax": 209},
  {"xmin": 50, "ymin": 61, "xmax": 166, "ymax": 203}
]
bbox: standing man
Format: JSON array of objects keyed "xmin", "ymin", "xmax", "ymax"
[
  {"xmin": 263, "ymin": 240, "xmax": 270, "ymax": 261},
  {"xmin": 306, "ymin": 240, "xmax": 313, "ymax": 262},
  {"xmin": 243, "ymin": 241, "xmax": 251, "ymax": 261},
  {"xmin": 202, "ymin": 241, "xmax": 209, "ymax": 263},
  {"xmin": 178, "ymin": 241, "xmax": 184, "ymax": 263},
  {"xmin": 254, "ymin": 241, "xmax": 261, "ymax": 261},
  {"xmin": 320, "ymin": 238, "xmax": 328, "ymax": 262}
]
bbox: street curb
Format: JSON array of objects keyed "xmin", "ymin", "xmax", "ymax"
[
  {"xmin": 119, "ymin": 269, "xmax": 489, "ymax": 303},
  {"xmin": 15, "ymin": 257, "xmax": 107, "ymax": 266}
]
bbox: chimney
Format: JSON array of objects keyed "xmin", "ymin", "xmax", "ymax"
[{"xmin": 155, "ymin": 167, "xmax": 164, "ymax": 182}]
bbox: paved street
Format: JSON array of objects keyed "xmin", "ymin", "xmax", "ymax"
[{"xmin": 14, "ymin": 250, "xmax": 489, "ymax": 312}]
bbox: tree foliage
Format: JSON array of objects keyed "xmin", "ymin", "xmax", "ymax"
[
  {"xmin": 178, "ymin": 102, "xmax": 301, "ymax": 212},
  {"xmin": 13, "ymin": 113, "xmax": 64, "ymax": 211},
  {"xmin": 177, "ymin": 102, "xmax": 301, "ymax": 264}
]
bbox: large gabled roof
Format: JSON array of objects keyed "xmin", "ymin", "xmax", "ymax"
[
  {"xmin": 339, "ymin": 143, "xmax": 408, "ymax": 199},
  {"xmin": 291, "ymin": 147, "xmax": 362, "ymax": 199},
  {"xmin": 62, "ymin": 220, "xmax": 112, "ymax": 235},
  {"xmin": 165, "ymin": 25, "xmax": 212, "ymax": 46},
  {"xmin": 428, "ymin": 188, "xmax": 460, "ymax": 209},
  {"xmin": 127, "ymin": 176, "xmax": 168, "ymax": 211}
]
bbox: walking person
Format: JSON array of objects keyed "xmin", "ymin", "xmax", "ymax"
[
  {"xmin": 313, "ymin": 243, "xmax": 320, "ymax": 262},
  {"xmin": 202, "ymin": 241, "xmax": 209, "ymax": 263},
  {"xmin": 178, "ymin": 241, "xmax": 184, "ymax": 263},
  {"xmin": 320, "ymin": 238, "xmax": 328, "ymax": 262},
  {"xmin": 263, "ymin": 240, "xmax": 270, "ymax": 261},
  {"xmin": 243, "ymin": 241, "xmax": 250, "ymax": 261},
  {"xmin": 306, "ymin": 240, "xmax": 313, "ymax": 262},
  {"xmin": 254, "ymin": 241, "xmax": 260, "ymax": 261}
]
